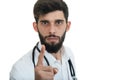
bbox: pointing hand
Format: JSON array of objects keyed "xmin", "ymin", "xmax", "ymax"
[{"xmin": 35, "ymin": 45, "xmax": 58, "ymax": 80}]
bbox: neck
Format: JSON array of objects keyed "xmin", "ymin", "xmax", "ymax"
[{"xmin": 52, "ymin": 49, "xmax": 62, "ymax": 60}]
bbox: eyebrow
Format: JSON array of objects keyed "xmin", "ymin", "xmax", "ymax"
[
  {"xmin": 39, "ymin": 20, "xmax": 49, "ymax": 23},
  {"xmin": 55, "ymin": 19, "xmax": 64, "ymax": 22},
  {"xmin": 39, "ymin": 19, "xmax": 65, "ymax": 22}
]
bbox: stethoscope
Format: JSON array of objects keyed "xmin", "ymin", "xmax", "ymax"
[{"xmin": 32, "ymin": 42, "xmax": 77, "ymax": 80}]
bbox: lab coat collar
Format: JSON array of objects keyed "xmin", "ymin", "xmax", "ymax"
[{"xmin": 36, "ymin": 42, "xmax": 70, "ymax": 66}]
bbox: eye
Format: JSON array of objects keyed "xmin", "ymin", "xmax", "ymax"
[
  {"xmin": 55, "ymin": 20, "xmax": 64, "ymax": 25},
  {"xmin": 41, "ymin": 21, "xmax": 48, "ymax": 25},
  {"xmin": 39, "ymin": 20, "xmax": 49, "ymax": 26}
]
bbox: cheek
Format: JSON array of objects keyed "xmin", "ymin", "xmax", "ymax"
[
  {"xmin": 38, "ymin": 27, "xmax": 47, "ymax": 36},
  {"xmin": 58, "ymin": 29, "xmax": 66, "ymax": 37}
]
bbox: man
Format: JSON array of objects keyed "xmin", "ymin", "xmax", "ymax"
[{"xmin": 10, "ymin": 0, "xmax": 77, "ymax": 80}]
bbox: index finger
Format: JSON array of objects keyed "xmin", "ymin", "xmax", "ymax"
[{"xmin": 37, "ymin": 45, "xmax": 46, "ymax": 66}]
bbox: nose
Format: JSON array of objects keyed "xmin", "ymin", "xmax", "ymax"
[{"xmin": 49, "ymin": 24, "xmax": 56, "ymax": 34}]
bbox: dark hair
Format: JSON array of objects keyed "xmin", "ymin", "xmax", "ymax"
[{"xmin": 33, "ymin": 0, "xmax": 69, "ymax": 23}]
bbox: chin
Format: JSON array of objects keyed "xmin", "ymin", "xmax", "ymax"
[{"xmin": 47, "ymin": 41, "xmax": 59, "ymax": 45}]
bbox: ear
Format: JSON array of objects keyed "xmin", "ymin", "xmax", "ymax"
[
  {"xmin": 33, "ymin": 22, "xmax": 38, "ymax": 32},
  {"xmin": 66, "ymin": 21, "xmax": 71, "ymax": 32}
]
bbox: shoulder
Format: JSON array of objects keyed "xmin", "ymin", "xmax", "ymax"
[
  {"xmin": 13, "ymin": 50, "xmax": 33, "ymax": 68},
  {"xmin": 10, "ymin": 50, "xmax": 34, "ymax": 80},
  {"xmin": 63, "ymin": 45, "xmax": 75, "ymax": 59},
  {"xmin": 63, "ymin": 45, "xmax": 76, "ymax": 66}
]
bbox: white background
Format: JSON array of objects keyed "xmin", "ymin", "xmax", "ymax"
[{"xmin": 0, "ymin": 0, "xmax": 120, "ymax": 80}]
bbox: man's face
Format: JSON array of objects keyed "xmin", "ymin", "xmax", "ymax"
[
  {"xmin": 33, "ymin": 11, "xmax": 70, "ymax": 53},
  {"xmin": 38, "ymin": 30, "xmax": 66, "ymax": 53}
]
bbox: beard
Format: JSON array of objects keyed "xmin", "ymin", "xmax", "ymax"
[{"xmin": 38, "ymin": 31, "xmax": 66, "ymax": 53}]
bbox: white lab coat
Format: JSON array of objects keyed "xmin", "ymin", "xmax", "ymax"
[{"xmin": 10, "ymin": 42, "xmax": 76, "ymax": 80}]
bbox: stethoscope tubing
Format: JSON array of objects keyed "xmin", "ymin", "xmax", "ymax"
[{"xmin": 32, "ymin": 42, "xmax": 77, "ymax": 80}]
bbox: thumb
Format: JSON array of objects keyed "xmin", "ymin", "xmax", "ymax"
[{"xmin": 53, "ymin": 68, "xmax": 58, "ymax": 75}]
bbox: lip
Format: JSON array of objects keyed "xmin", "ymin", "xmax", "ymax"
[{"xmin": 46, "ymin": 37, "xmax": 59, "ymax": 42}]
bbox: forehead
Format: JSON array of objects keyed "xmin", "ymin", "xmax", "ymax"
[{"xmin": 39, "ymin": 10, "xmax": 65, "ymax": 21}]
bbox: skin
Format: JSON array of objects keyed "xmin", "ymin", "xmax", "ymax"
[{"xmin": 33, "ymin": 10, "xmax": 71, "ymax": 80}]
